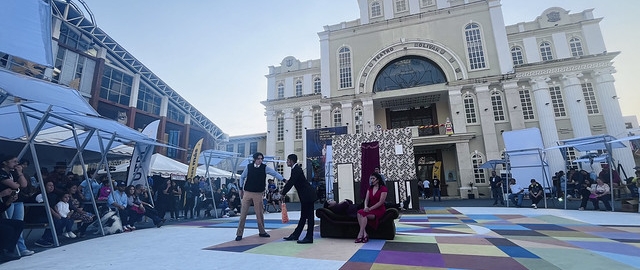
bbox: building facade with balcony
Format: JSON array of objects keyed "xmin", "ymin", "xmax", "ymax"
[
  {"xmin": 262, "ymin": 0, "xmax": 635, "ymax": 198},
  {"xmin": 0, "ymin": 0, "xmax": 227, "ymax": 164}
]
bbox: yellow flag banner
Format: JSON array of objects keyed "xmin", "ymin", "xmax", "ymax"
[
  {"xmin": 432, "ymin": 161, "xmax": 442, "ymax": 180},
  {"xmin": 186, "ymin": 138, "xmax": 203, "ymax": 183}
]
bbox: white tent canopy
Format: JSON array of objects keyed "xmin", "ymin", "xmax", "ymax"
[
  {"xmin": 101, "ymin": 153, "xmax": 233, "ymax": 178},
  {"xmin": 0, "ymin": 0, "xmax": 53, "ymax": 67}
]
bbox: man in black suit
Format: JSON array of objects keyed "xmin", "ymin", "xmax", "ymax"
[{"xmin": 281, "ymin": 154, "xmax": 317, "ymax": 244}]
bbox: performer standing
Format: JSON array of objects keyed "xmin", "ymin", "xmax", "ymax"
[
  {"xmin": 235, "ymin": 152, "xmax": 284, "ymax": 241},
  {"xmin": 281, "ymin": 154, "xmax": 317, "ymax": 244}
]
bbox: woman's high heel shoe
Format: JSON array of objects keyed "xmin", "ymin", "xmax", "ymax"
[
  {"xmin": 354, "ymin": 237, "xmax": 363, "ymax": 243},
  {"xmin": 362, "ymin": 236, "xmax": 369, "ymax": 243}
]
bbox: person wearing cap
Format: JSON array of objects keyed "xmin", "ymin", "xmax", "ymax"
[
  {"xmin": 45, "ymin": 162, "xmax": 70, "ymax": 196},
  {"xmin": 107, "ymin": 181, "xmax": 130, "ymax": 231},
  {"xmin": 235, "ymin": 152, "xmax": 284, "ymax": 241}
]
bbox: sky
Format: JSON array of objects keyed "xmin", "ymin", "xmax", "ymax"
[{"xmin": 80, "ymin": 0, "xmax": 640, "ymax": 136}]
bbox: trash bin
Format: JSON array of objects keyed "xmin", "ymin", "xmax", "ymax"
[{"xmin": 467, "ymin": 194, "xmax": 475, "ymax": 199}]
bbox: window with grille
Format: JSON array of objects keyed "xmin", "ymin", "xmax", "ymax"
[
  {"xmin": 569, "ymin": 37, "xmax": 584, "ymax": 57},
  {"xmin": 421, "ymin": 0, "xmax": 435, "ymax": 7},
  {"xmin": 511, "ymin": 46, "xmax": 524, "ymax": 65},
  {"xmin": 338, "ymin": 47, "xmax": 353, "ymax": 88},
  {"xmin": 237, "ymin": 143, "xmax": 245, "ymax": 156},
  {"xmin": 565, "ymin": 147, "xmax": 579, "ymax": 170},
  {"xmin": 581, "ymin": 82, "xmax": 599, "ymax": 114},
  {"xmin": 249, "ymin": 142, "xmax": 258, "ymax": 155},
  {"xmin": 100, "ymin": 66, "xmax": 132, "ymax": 106},
  {"xmin": 295, "ymin": 79, "xmax": 303, "ymax": 97},
  {"xmin": 371, "ymin": 1, "xmax": 382, "ymax": 17},
  {"xmin": 395, "ymin": 0, "xmax": 407, "ymax": 13},
  {"xmin": 333, "ymin": 108, "xmax": 342, "ymax": 127},
  {"xmin": 295, "ymin": 113, "xmax": 302, "ymax": 139},
  {"xmin": 472, "ymin": 152, "xmax": 486, "ymax": 184},
  {"xmin": 313, "ymin": 76, "xmax": 321, "ymax": 94},
  {"xmin": 167, "ymin": 104, "xmax": 185, "ymax": 123},
  {"xmin": 549, "ymin": 86, "xmax": 567, "ymax": 117},
  {"xmin": 277, "ymin": 115, "xmax": 284, "ymax": 141},
  {"xmin": 540, "ymin": 41, "xmax": 554, "ymax": 61},
  {"xmin": 491, "ymin": 90, "xmax": 506, "ymax": 122},
  {"xmin": 277, "ymin": 83, "xmax": 284, "ymax": 99},
  {"xmin": 137, "ymin": 83, "xmax": 162, "ymax": 115},
  {"xmin": 464, "ymin": 23, "xmax": 487, "ymax": 70},
  {"xmin": 463, "ymin": 94, "xmax": 477, "ymax": 124},
  {"xmin": 519, "ymin": 88, "xmax": 535, "ymax": 120},
  {"xmin": 313, "ymin": 111, "xmax": 321, "ymax": 129},
  {"xmin": 226, "ymin": 144, "xmax": 234, "ymax": 153}
]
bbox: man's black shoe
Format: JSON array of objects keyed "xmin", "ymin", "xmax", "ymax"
[
  {"xmin": 297, "ymin": 238, "xmax": 313, "ymax": 244},
  {"xmin": 283, "ymin": 236, "xmax": 298, "ymax": 241},
  {"xmin": 235, "ymin": 236, "xmax": 242, "ymax": 241},
  {"xmin": 259, "ymin": 233, "xmax": 270, "ymax": 238}
]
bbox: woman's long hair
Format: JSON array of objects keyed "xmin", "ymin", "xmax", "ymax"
[{"xmin": 370, "ymin": 172, "xmax": 386, "ymax": 187}]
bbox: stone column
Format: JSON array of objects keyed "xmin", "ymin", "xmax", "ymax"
[
  {"xmin": 265, "ymin": 110, "xmax": 277, "ymax": 157},
  {"xmin": 475, "ymin": 84, "xmax": 500, "ymax": 160},
  {"xmin": 448, "ymin": 86, "xmax": 467, "ymax": 134},
  {"xmin": 340, "ymin": 101, "xmax": 353, "ymax": 133},
  {"xmin": 561, "ymin": 72, "xmax": 591, "ymax": 138},
  {"xmin": 320, "ymin": 104, "xmax": 332, "ymax": 128},
  {"xmin": 362, "ymin": 98, "xmax": 375, "ymax": 133},
  {"xmin": 503, "ymin": 81, "xmax": 525, "ymax": 130},
  {"xmin": 301, "ymin": 106, "xmax": 313, "ymax": 167},
  {"xmin": 456, "ymin": 142, "xmax": 474, "ymax": 190},
  {"xmin": 530, "ymin": 77, "xmax": 564, "ymax": 174},
  {"xmin": 283, "ymin": 108, "xmax": 295, "ymax": 161},
  {"xmin": 594, "ymin": 67, "xmax": 636, "ymax": 171}
]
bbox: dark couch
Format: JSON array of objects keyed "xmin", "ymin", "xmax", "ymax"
[{"xmin": 315, "ymin": 207, "xmax": 399, "ymax": 240}]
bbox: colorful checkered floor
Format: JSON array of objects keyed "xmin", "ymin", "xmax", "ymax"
[{"xmin": 202, "ymin": 207, "xmax": 640, "ymax": 269}]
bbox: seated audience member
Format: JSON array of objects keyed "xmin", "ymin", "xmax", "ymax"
[
  {"xmin": 124, "ymin": 185, "xmax": 143, "ymax": 230},
  {"xmin": 55, "ymin": 193, "xmax": 76, "ymax": 238},
  {"xmin": 1, "ymin": 188, "xmax": 24, "ymax": 262},
  {"xmin": 228, "ymin": 193, "xmax": 240, "ymax": 215},
  {"xmin": 590, "ymin": 178, "xmax": 612, "ymax": 211},
  {"xmin": 135, "ymin": 185, "xmax": 164, "ymax": 228},
  {"xmin": 226, "ymin": 187, "xmax": 240, "ymax": 202},
  {"xmin": 578, "ymin": 179, "xmax": 594, "ymax": 211},
  {"xmin": 267, "ymin": 186, "xmax": 282, "ymax": 213},
  {"xmin": 528, "ymin": 179, "xmax": 543, "ymax": 209},
  {"xmin": 221, "ymin": 184, "xmax": 228, "ymax": 195},
  {"xmin": 107, "ymin": 181, "xmax": 130, "ymax": 231},
  {"xmin": 66, "ymin": 182, "xmax": 86, "ymax": 203},
  {"xmin": 324, "ymin": 199, "xmax": 359, "ymax": 217},
  {"xmin": 65, "ymin": 183, "xmax": 96, "ymax": 238},
  {"xmin": 46, "ymin": 162, "xmax": 71, "ymax": 196},
  {"xmin": 34, "ymin": 181, "xmax": 64, "ymax": 248},
  {"xmin": 79, "ymin": 171, "xmax": 101, "ymax": 201},
  {"xmin": 630, "ymin": 170, "xmax": 640, "ymax": 197},
  {"xmin": 97, "ymin": 178, "xmax": 112, "ymax": 201},
  {"xmin": 507, "ymin": 178, "xmax": 524, "ymax": 207}
]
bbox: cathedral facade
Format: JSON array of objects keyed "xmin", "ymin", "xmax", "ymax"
[{"xmin": 262, "ymin": 0, "xmax": 634, "ymax": 197}]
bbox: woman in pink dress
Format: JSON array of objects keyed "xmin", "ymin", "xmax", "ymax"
[{"xmin": 355, "ymin": 172, "xmax": 387, "ymax": 243}]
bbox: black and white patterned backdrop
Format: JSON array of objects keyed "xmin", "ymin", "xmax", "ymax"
[{"xmin": 332, "ymin": 128, "xmax": 416, "ymax": 200}]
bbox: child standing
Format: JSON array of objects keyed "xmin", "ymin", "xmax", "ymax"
[{"xmin": 55, "ymin": 193, "xmax": 76, "ymax": 238}]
